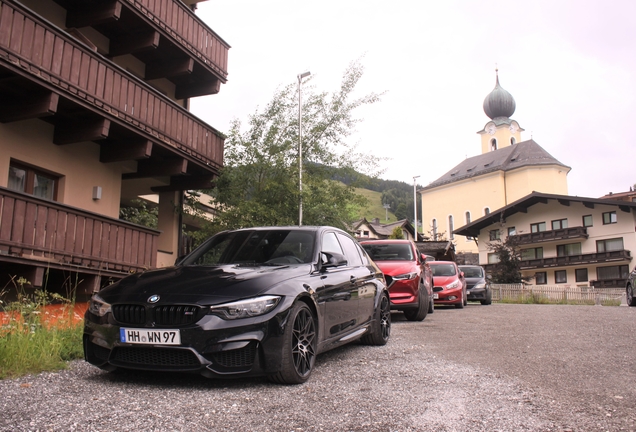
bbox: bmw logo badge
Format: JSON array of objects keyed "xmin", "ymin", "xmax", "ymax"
[{"xmin": 148, "ymin": 294, "xmax": 160, "ymax": 304}]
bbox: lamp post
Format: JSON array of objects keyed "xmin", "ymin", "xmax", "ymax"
[
  {"xmin": 413, "ymin": 175, "xmax": 420, "ymax": 241},
  {"xmin": 297, "ymin": 71, "xmax": 311, "ymax": 226}
]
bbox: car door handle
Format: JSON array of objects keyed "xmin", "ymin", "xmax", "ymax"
[{"xmin": 350, "ymin": 276, "xmax": 357, "ymax": 284}]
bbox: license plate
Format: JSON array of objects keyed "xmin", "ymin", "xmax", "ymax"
[
  {"xmin": 120, "ymin": 328, "xmax": 181, "ymax": 345},
  {"xmin": 433, "ymin": 293, "xmax": 439, "ymax": 299}
]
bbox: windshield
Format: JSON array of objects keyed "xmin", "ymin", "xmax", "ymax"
[
  {"xmin": 430, "ymin": 264, "xmax": 457, "ymax": 277},
  {"xmin": 181, "ymin": 230, "xmax": 316, "ymax": 266},
  {"xmin": 459, "ymin": 266, "xmax": 484, "ymax": 278},
  {"xmin": 362, "ymin": 243, "xmax": 414, "ymax": 261}
]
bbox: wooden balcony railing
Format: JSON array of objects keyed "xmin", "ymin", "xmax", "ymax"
[
  {"xmin": 484, "ymin": 250, "xmax": 632, "ymax": 273},
  {"xmin": 124, "ymin": 0, "xmax": 229, "ymax": 79},
  {"xmin": 510, "ymin": 226, "xmax": 588, "ymax": 245},
  {"xmin": 0, "ymin": 0, "xmax": 224, "ymax": 170},
  {"xmin": 0, "ymin": 187, "xmax": 159, "ymax": 273}
]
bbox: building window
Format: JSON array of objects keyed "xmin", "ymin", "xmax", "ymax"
[
  {"xmin": 602, "ymin": 211, "xmax": 617, "ymax": 224},
  {"xmin": 530, "ymin": 222, "xmax": 546, "ymax": 233},
  {"xmin": 510, "ymin": 137, "xmax": 516, "ymax": 145},
  {"xmin": 557, "ymin": 243, "xmax": 581, "ymax": 257},
  {"xmin": 596, "ymin": 238, "xmax": 624, "ymax": 252},
  {"xmin": 535, "ymin": 272, "xmax": 547, "ymax": 284},
  {"xmin": 487, "ymin": 253, "xmax": 500, "ymax": 264},
  {"xmin": 490, "ymin": 138, "xmax": 497, "ymax": 151},
  {"xmin": 448, "ymin": 215, "xmax": 454, "ymax": 240},
  {"xmin": 484, "ymin": 207, "xmax": 490, "ymax": 215},
  {"xmin": 507, "ymin": 227, "xmax": 516, "ymax": 236},
  {"xmin": 551, "ymin": 219, "xmax": 568, "ymax": 230},
  {"xmin": 555, "ymin": 270, "xmax": 567, "ymax": 283},
  {"xmin": 575, "ymin": 268, "xmax": 588, "ymax": 282},
  {"xmin": 489, "ymin": 229, "xmax": 500, "ymax": 241},
  {"xmin": 363, "ymin": 230, "xmax": 369, "ymax": 237},
  {"xmin": 431, "ymin": 219, "xmax": 438, "ymax": 240},
  {"xmin": 8, "ymin": 162, "xmax": 58, "ymax": 201},
  {"xmin": 597, "ymin": 265, "xmax": 629, "ymax": 281},
  {"xmin": 521, "ymin": 247, "xmax": 543, "ymax": 260},
  {"xmin": 465, "ymin": 212, "xmax": 472, "ymax": 240},
  {"xmin": 582, "ymin": 215, "xmax": 593, "ymax": 227}
]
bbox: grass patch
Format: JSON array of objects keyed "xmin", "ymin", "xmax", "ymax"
[{"xmin": 0, "ymin": 276, "xmax": 85, "ymax": 379}]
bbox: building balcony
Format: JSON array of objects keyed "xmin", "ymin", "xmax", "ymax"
[
  {"xmin": 0, "ymin": 186, "xmax": 159, "ymax": 281},
  {"xmin": 51, "ymin": 0, "xmax": 229, "ymax": 98},
  {"xmin": 484, "ymin": 250, "xmax": 632, "ymax": 272},
  {"xmin": 0, "ymin": 0, "xmax": 224, "ymax": 191},
  {"xmin": 510, "ymin": 226, "xmax": 588, "ymax": 246}
]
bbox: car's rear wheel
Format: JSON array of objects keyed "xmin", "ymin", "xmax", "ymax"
[
  {"xmin": 403, "ymin": 285, "xmax": 428, "ymax": 321},
  {"xmin": 269, "ymin": 302, "xmax": 316, "ymax": 384},
  {"xmin": 362, "ymin": 293, "xmax": 391, "ymax": 345},
  {"xmin": 627, "ymin": 284, "xmax": 636, "ymax": 307}
]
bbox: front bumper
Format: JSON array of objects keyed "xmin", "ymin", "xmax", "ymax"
[
  {"xmin": 467, "ymin": 288, "xmax": 489, "ymax": 301},
  {"xmin": 433, "ymin": 287, "xmax": 462, "ymax": 305},
  {"xmin": 83, "ymin": 307, "xmax": 291, "ymax": 379}
]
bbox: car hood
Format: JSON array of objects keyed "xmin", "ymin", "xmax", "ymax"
[
  {"xmin": 373, "ymin": 261, "xmax": 417, "ymax": 276},
  {"xmin": 97, "ymin": 264, "xmax": 312, "ymax": 306},
  {"xmin": 433, "ymin": 276, "xmax": 459, "ymax": 287}
]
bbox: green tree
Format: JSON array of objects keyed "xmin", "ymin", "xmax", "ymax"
[
  {"xmin": 388, "ymin": 226, "xmax": 404, "ymax": 239},
  {"xmin": 487, "ymin": 233, "xmax": 522, "ymax": 283},
  {"xmin": 119, "ymin": 199, "xmax": 158, "ymax": 229},
  {"xmin": 209, "ymin": 60, "xmax": 384, "ymax": 231}
]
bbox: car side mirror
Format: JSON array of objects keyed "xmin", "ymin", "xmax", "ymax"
[
  {"xmin": 321, "ymin": 252, "xmax": 348, "ymax": 269},
  {"xmin": 460, "ymin": 271, "xmax": 465, "ymax": 278},
  {"xmin": 420, "ymin": 253, "xmax": 427, "ymax": 262}
]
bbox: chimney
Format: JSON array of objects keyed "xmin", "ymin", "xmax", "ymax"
[{"xmin": 372, "ymin": 218, "xmax": 380, "ymax": 224}]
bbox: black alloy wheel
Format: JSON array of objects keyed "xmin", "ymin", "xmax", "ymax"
[
  {"xmin": 269, "ymin": 302, "xmax": 316, "ymax": 384},
  {"xmin": 362, "ymin": 293, "xmax": 391, "ymax": 345}
]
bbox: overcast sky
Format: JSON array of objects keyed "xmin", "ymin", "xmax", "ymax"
[{"xmin": 190, "ymin": 0, "xmax": 636, "ymax": 199}]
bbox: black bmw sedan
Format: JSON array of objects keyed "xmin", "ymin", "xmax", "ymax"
[{"xmin": 84, "ymin": 226, "xmax": 391, "ymax": 384}]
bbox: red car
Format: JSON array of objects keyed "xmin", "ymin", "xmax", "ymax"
[
  {"xmin": 361, "ymin": 239, "xmax": 433, "ymax": 321},
  {"xmin": 429, "ymin": 261, "xmax": 467, "ymax": 308}
]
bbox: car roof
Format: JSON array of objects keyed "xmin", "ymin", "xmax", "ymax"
[
  {"xmin": 359, "ymin": 239, "xmax": 412, "ymax": 244},
  {"xmin": 428, "ymin": 260, "xmax": 456, "ymax": 265}
]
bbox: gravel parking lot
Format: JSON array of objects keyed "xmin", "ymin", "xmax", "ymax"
[{"xmin": 1, "ymin": 303, "xmax": 635, "ymax": 431}]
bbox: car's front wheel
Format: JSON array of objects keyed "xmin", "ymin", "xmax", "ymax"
[
  {"xmin": 627, "ymin": 284, "xmax": 636, "ymax": 307},
  {"xmin": 455, "ymin": 289, "xmax": 465, "ymax": 309},
  {"xmin": 361, "ymin": 292, "xmax": 391, "ymax": 345},
  {"xmin": 403, "ymin": 285, "xmax": 428, "ymax": 321},
  {"xmin": 481, "ymin": 289, "xmax": 493, "ymax": 305},
  {"xmin": 269, "ymin": 302, "xmax": 316, "ymax": 385}
]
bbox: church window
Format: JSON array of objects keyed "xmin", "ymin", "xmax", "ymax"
[
  {"xmin": 431, "ymin": 219, "xmax": 438, "ymax": 240},
  {"xmin": 510, "ymin": 137, "xmax": 516, "ymax": 145},
  {"xmin": 484, "ymin": 207, "xmax": 490, "ymax": 215},
  {"xmin": 465, "ymin": 211, "xmax": 472, "ymax": 240},
  {"xmin": 490, "ymin": 139, "xmax": 497, "ymax": 151},
  {"xmin": 448, "ymin": 215, "xmax": 454, "ymax": 240}
]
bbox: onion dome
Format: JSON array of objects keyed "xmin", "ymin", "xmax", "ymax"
[{"xmin": 483, "ymin": 70, "xmax": 516, "ymax": 120}]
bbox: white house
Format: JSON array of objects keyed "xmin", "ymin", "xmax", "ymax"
[{"xmin": 453, "ymin": 192, "xmax": 636, "ymax": 288}]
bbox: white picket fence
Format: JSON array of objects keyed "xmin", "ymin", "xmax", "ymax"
[{"xmin": 490, "ymin": 284, "xmax": 626, "ymax": 306}]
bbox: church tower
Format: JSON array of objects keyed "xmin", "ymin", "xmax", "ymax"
[{"xmin": 478, "ymin": 70, "xmax": 524, "ymax": 154}]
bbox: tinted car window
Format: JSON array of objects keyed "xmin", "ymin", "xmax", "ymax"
[
  {"xmin": 184, "ymin": 229, "xmax": 315, "ymax": 265},
  {"xmin": 460, "ymin": 267, "xmax": 484, "ymax": 278},
  {"xmin": 430, "ymin": 264, "xmax": 456, "ymax": 276},
  {"xmin": 336, "ymin": 233, "xmax": 363, "ymax": 267},
  {"xmin": 362, "ymin": 243, "xmax": 413, "ymax": 261}
]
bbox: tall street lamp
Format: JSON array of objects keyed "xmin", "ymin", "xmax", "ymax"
[
  {"xmin": 298, "ymin": 71, "xmax": 311, "ymax": 226},
  {"xmin": 413, "ymin": 175, "xmax": 420, "ymax": 241}
]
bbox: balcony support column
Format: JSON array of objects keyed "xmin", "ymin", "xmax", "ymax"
[{"xmin": 156, "ymin": 191, "xmax": 181, "ymax": 268}]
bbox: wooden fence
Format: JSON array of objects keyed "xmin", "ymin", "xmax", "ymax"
[{"xmin": 490, "ymin": 284, "xmax": 626, "ymax": 306}]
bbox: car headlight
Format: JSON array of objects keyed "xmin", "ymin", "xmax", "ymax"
[
  {"xmin": 208, "ymin": 295, "xmax": 282, "ymax": 320},
  {"xmin": 88, "ymin": 294, "xmax": 111, "ymax": 317},
  {"xmin": 473, "ymin": 283, "xmax": 486, "ymax": 289},
  {"xmin": 445, "ymin": 280, "xmax": 460, "ymax": 290},
  {"xmin": 392, "ymin": 272, "xmax": 418, "ymax": 281}
]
